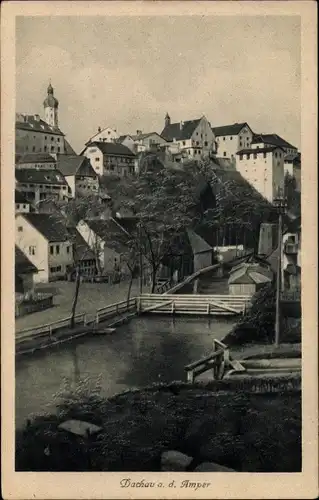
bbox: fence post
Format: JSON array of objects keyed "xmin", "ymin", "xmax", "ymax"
[
  {"xmin": 171, "ymin": 301, "xmax": 175, "ymax": 315},
  {"xmin": 207, "ymin": 303, "xmax": 210, "ymax": 315},
  {"xmin": 187, "ymin": 370, "xmax": 194, "ymax": 383}
]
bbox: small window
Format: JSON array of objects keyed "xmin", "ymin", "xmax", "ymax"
[
  {"xmin": 45, "ymin": 136, "xmax": 47, "ymax": 140},
  {"xmin": 204, "ymin": 141, "xmax": 208, "ymax": 147},
  {"xmin": 23, "ymin": 204, "xmax": 26, "ymax": 209},
  {"xmin": 95, "ymin": 157, "xmax": 100, "ymax": 162},
  {"xmin": 196, "ymin": 141, "xmax": 199, "ymax": 146},
  {"xmin": 32, "ymin": 146, "xmax": 36, "ymax": 152},
  {"xmin": 274, "ymin": 152, "xmax": 277, "ymax": 158},
  {"xmin": 29, "ymin": 246, "xmax": 36, "ymax": 256},
  {"xmin": 67, "ymin": 246, "xmax": 70, "ymax": 254},
  {"xmin": 57, "ymin": 138, "xmax": 60, "ymax": 142},
  {"xmin": 223, "ymin": 137, "xmax": 225, "ymax": 141},
  {"xmin": 51, "ymin": 146, "xmax": 54, "ymax": 151},
  {"xmin": 253, "ymin": 153, "xmax": 257, "ymax": 159},
  {"xmin": 239, "ymin": 154, "xmax": 243, "ymax": 161},
  {"xmin": 223, "ymin": 152, "xmax": 227, "ymax": 157},
  {"xmin": 56, "ymin": 245, "xmax": 60, "ymax": 255},
  {"xmin": 44, "ymin": 146, "xmax": 47, "ymax": 152},
  {"xmin": 230, "ymin": 136, "xmax": 233, "ymax": 140},
  {"xmin": 58, "ymin": 147, "xmax": 60, "ymax": 153},
  {"xmin": 18, "ymin": 226, "xmax": 23, "ymax": 232},
  {"xmin": 263, "ymin": 152, "xmax": 267, "ymax": 158},
  {"xmin": 50, "ymin": 246, "xmax": 54, "ymax": 255},
  {"xmin": 239, "ymin": 141, "xmax": 242, "ymax": 148}
]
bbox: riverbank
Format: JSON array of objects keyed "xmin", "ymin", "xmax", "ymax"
[{"xmin": 16, "ymin": 380, "xmax": 301, "ymax": 472}]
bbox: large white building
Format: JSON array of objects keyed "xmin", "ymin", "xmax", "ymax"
[
  {"xmin": 212, "ymin": 122, "xmax": 254, "ymax": 161},
  {"xmin": 236, "ymin": 146, "xmax": 284, "ymax": 202},
  {"xmin": 161, "ymin": 114, "xmax": 217, "ymax": 159}
]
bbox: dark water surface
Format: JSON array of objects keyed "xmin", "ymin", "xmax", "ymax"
[{"xmin": 16, "ymin": 316, "xmax": 235, "ymax": 428}]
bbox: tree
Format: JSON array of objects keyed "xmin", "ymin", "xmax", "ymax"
[
  {"xmin": 49, "ymin": 194, "xmax": 104, "ymax": 328},
  {"xmin": 284, "ymin": 172, "xmax": 301, "ymax": 217},
  {"xmin": 106, "ymin": 157, "xmax": 213, "ymax": 292}
]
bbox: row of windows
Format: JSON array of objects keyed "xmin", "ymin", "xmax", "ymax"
[
  {"xmin": 24, "ymin": 145, "xmax": 61, "ymax": 153},
  {"xmin": 16, "ymin": 204, "xmax": 28, "ymax": 210},
  {"xmin": 50, "ymin": 265, "xmax": 62, "ymax": 273},
  {"xmin": 50, "ymin": 244, "xmax": 71, "ymax": 255},
  {"xmin": 24, "ymin": 135, "xmax": 60, "ymax": 142},
  {"xmin": 239, "ymin": 152, "xmax": 268, "ymax": 160},
  {"xmin": 20, "ymin": 183, "xmax": 67, "ymax": 190}
]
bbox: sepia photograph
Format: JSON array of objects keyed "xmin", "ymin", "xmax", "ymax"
[{"xmin": 1, "ymin": 1, "xmax": 318, "ymax": 499}]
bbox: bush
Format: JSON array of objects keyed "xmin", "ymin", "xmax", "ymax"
[{"xmin": 16, "ymin": 377, "xmax": 301, "ymax": 472}]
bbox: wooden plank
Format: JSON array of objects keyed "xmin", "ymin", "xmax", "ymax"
[
  {"xmin": 185, "ymin": 348, "xmax": 225, "ymax": 371},
  {"xmin": 141, "ymin": 301, "xmax": 173, "ymax": 313},
  {"xmin": 209, "ymin": 300, "xmax": 239, "ymax": 314}
]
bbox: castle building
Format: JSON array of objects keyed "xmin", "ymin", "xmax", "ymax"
[{"xmin": 16, "ymin": 83, "xmax": 68, "ymax": 156}]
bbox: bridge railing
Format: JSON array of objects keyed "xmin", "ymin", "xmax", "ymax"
[
  {"xmin": 96, "ymin": 298, "xmax": 137, "ymax": 324},
  {"xmin": 15, "ymin": 312, "xmax": 87, "ymax": 344},
  {"xmin": 185, "ymin": 339, "xmax": 230, "ymax": 382}
]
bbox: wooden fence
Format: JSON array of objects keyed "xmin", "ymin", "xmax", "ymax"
[
  {"xmin": 95, "ymin": 298, "xmax": 137, "ymax": 324},
  {"xmin": 15, "ymin": 312, "xmax": 87, "ymax": 346},
  {"xmin": 137, "ymin": 294, "xmax": 251, "ymax": 316}
]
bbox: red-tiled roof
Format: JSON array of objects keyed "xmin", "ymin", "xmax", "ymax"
[
  {"xmin": 84, "ymin": 141, "xmax": 135, "ymax": 157},
  {"xmin": 15, "ymin": 246, "xmax": 38, "ymax": 274},
  {"xmin": 252, "ymin": 134, "xmax": 297, "ymax": 150},
  {"xmin": 212, "ymin": 122, "xmax": 252, "ymax": 137},
  {"xmin": 15, "ymin": 114, "xmax": 64, "ymax": 136},
  {"xmin": 236, "ymin": 146, "xmax": 284, "ymax": 155},
  {"xmin": 161, "ymin": 118, "xmax": 202, "ymax": 142},
  {"xmin": 22, "ymin": 213, "xmax": 70, "ymax": 242},
  {"xmin": 16, "ymin": 153, "xmax": 56, "ymax": 164},
  {"xmin": 15, "ymin": 168, "xmax": 67, "ymax": 185}
]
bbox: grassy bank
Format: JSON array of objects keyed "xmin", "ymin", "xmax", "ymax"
[{"xmin": 16, "ymin": 378, "xmax": 301, "ymax": 472}]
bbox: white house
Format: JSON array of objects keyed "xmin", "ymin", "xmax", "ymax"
[
  {"xmin": 212, "ymin": 122, "xmax": 254, "ymax": 161},
  {"xmin": 81, "ymin": 141, "xmax": 136, "ymax": 177},
  {"xmin": 236, "ymin": 146, "xmax": 284, "ymax": 202},
  {"xmin": 15, "ymin": 167, "xmax": 71, "ymax": 205},
  {"xmin": 15, "ymin": 213, "xmax": 73, "ymax": 282},
  {"xmin": 57, "ymin": 155, "xmax": 100, "ymax": 198},
  {"xmin": 161, "ymin": 114, "xmax": 217, "ymax": 160},
  {"xmin": 85, "ymin": 126, "xmax": 119, "ymax": 146},
  {"xmin": 251, "ymin": 133, "xmax": 298, "ymax": 156}
]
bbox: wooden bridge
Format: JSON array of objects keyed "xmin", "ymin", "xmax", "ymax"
[{"xmin": 137, "ymin": 293, "xmax": 251, "ymax": 316}]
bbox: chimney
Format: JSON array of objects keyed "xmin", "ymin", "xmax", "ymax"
[{"xmin": 180, "ymin": 121, "xmax": 184, "ymax": 130}]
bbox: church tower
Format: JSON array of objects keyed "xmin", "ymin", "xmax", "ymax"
[
  {"xmin": 165, "ymin": 112, "xmax": 171, "ymax": 128},
  {"xmin": 43, "ymin": 82, "xmax": 59, "ymax": 128}
]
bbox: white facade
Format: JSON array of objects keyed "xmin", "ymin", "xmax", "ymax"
[
  {"xmin": 236, "ymin": 147, "xmax": 284, "ymax": 202},
  {"xmin": 15, "ymin": 214, "xmax": 73, "ymax": 282},
  {"xmin": 15, "ymin": 202, "xmax": 30, "ymax": 214},
  {"xmin": 177, "ymin": 117, "xmax": 215, "ymax": 159},
  {"xmin": 87, "ymin": 127, "xmax": 119, "ymax": 144},
  {"xmin": 215, "ymin": 125, "xmax": 253, "ymax": 160}
]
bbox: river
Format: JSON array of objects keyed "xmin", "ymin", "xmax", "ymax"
[{"xmin": 16, "ymin": 316, "xmax": 235, "ymax": 428}]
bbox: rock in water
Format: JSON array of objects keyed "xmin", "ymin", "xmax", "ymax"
[{"xmin": 161, "ymin": 450, "xmax": 193, "ymax": 471}]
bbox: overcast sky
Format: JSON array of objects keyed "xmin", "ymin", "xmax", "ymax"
[{"xmin": 16, "ymin": 16, "xmax": 300, "ymax": 153}]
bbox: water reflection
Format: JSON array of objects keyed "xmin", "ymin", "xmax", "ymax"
[{"xmin": 16, "ymin": 316, "xmax": 235, "ymax": 428}]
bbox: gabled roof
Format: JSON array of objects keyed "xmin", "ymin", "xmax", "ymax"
[
  {"xmin": 187, "ymin": 229, "xmax": 213, "ymax": 254},
  {"xmin": 16, "ymin": 153, "xmax": 56, "ymax": 164},
  {"xmin": 236, "ymin": 146, "xmax": 284, "ymax": 155},
  {"xmin": 252, "ymin": 134, "xmax": 297, "ymax": 150},
  {"xmin": 15, "ymin": 168, "xmax": 67, "ymax": 185},
  {"xmin": 228, "ymin": 263, "xmax": 273, "ymax": 285},
  {"xmin": 21, "ymin": 213, "xmax": 70, "ymax": 242},
  {"xmin": 161, "ymin": 118, "xmax": 202, "ymax": 142},
  {"xmin": 212, "ymin": 122, "xmax": 251, "ymax": 137},
  {"xmin": 15, "ymin": 246, "xmax": 38, "ymax": 274},
  {"xmin": 131, "ymin": 132, "xmax": 164, "ymax": 141},
  {"xmin": 117, "ymin": 135, "xmax": 134, "ymax": 143},
  {"xmin": 83, "ymin": 141, "xmax": 136, "ymax": 157},
  {"xmin": 64, "ymin": 140, "xmax": 77, "ymax": 155},
  {"xmin": 15, "ymin": 114, "xmax": 64, "ymax": 136},
  {"xmin": 15, "ymin": 190, "xmax": 29, "ymax": 204},
  {"xmin": 67, "ymin": 228, "xmax": 96, "ymax": 261},
  {"xmin": 57, "ymin": 156, "xmax": 97, "ymax": 177}
]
